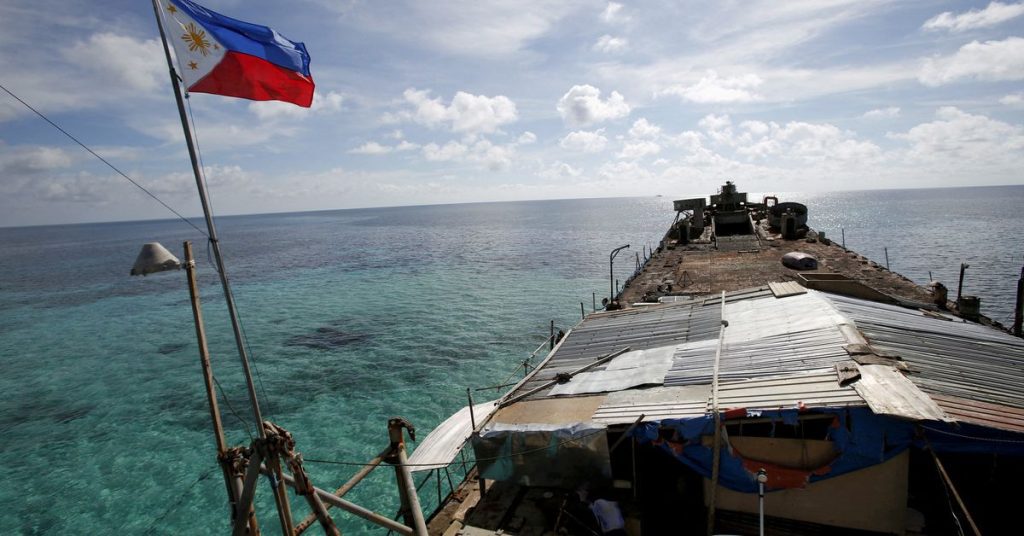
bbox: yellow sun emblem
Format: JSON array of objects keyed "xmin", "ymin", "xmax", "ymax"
[{"xmin": 181, "ymin": 22, "xmax": 212, "ymax": 57}]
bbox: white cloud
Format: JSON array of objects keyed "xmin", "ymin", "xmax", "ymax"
[
  {"xmin": 560, "ymin": 129, "xmax": 609, "ymax": 153},
  {"xmin": 594, "ymin": 35, "xmax": 628, "ymax": 53},
  {"xmin": 890, "ymin": 106, "xmax": 1024, "ymax": 161},
  {"xmin": 698, "ymin": 114, "xmax": 733, "ymax": 145},
  {"xmin": 659, "ymin": 71, "xmax": 763, "ymax": 103},
  {"xmin": 862, "ymin": 107, "xmax": 901, "ymax": 119},
  {"xmin": 628, "ymin": 118, "xmax": 661, "ymax": 139},
  {"xmin": 468, "ymin": 139, "xmax": 514, "ymax": 170},
  {"xmin": 393, "ymin": 89, "xmax": 518, "ymax": 134},
  {"xmin": 350, "ymin": 142, "xmax": 393, "ymax": 155},
  {"xmin": 596, "ymin": 160, "xmax": 653, "ymax": 183},
  {"xmin": 396, "ymin": 140, "xmax": 420, "ymax": 151},
  {"xmin": 601, "ymin": 2, "xmax": 626, "ymax": 23},
  {"xmin": 63, "ymin": 33, "xmax": 163, "ymax": 92},
  {"xmin": 618, "ymin": 140, "xmax": 661, "ymax": 159},
  {"xmin": 422, "ymin": 141, "xmax": 469, "ymax": 161},
  {"xmin": 0, "ymin": 146, "xmax": 74, "ymax": 175},
  {"xmin": 249, "ymin": 90, "xmax": 344, "ymax": 121},
  {"xmin": 420, "ymin": 138, "xmax": 515, "ymax": 171},
  {"xmin": 922, "ymin": 2, "xmax": 1024, "ymax": 32},
  {"xmin": 517, "ymin": 131, "xmax": 537, "ymax": 144},
  {"xmin": 539, "ymin": 161, "xmax": 582, "ymax": 180},
  {"xmin": 1001, "ymin": 92, "xmax": 1024, "ymax": 106},
  {"xmin": 919, "ymin": 37, "xmax": 1024, "ymax": 86},
  {"xmin": 556, "ymin": 85, "xmax": 631, "ymax": 126}
]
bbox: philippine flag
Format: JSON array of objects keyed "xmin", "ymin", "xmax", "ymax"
[{"xmin": 158, "ymin": 0, "xmax": 314, "ymax": 107}]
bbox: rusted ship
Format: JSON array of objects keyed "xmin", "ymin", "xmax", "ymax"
[
  {"xmin": 411, "ymin": 181, "xmax": 1024, "ymax": 536},
  {"xmin": 152, "ymin": 181, "xmax": 1024, "ymax": 536}
]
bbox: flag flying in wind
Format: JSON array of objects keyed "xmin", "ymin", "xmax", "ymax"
[{"xmin": 159, "ymin": 0, "xmax": 314, "ymax": 107}]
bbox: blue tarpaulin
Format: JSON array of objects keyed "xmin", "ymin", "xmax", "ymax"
[{"xmin": 632, "ymin": 407, "xmax": 1024, "ymax": 493}]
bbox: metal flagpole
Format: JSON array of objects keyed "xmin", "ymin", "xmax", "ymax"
[{"xmin": 151, "ymin": 2, "xmax": 293, "ymax": 533}]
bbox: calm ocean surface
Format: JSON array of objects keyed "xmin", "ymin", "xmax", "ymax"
[{"xmin": 1, "ymin": 186, "xmax": 1022, "ymax": 534}]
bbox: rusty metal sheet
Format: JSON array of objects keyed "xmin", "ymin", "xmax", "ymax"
[{"xmin": 927, "ymin": 393, "xmax": 1024, "ymax": 433}]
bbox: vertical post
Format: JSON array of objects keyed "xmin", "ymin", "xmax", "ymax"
[
  {"xmin": 550, "ymin": 320, "xmax": 555, "ymax": 351},
  {"xmin": 884, "ymin": 247, "xmax": 890, "ymax": 270},
  {"xmin": 593, "ymin": 292, "xmax": 597, "ymax": 312},
  {"xmin": 706, "ymin": 292, "xmax": 727, "ymax": 536},
  {"xmin": 841, "ymin": 228, "xmax": 845, "ymax": 249},
  {"xmin": 388, "ymin": 419, "xmax": 428, "ymax": 536},
  {"xmin": 757, "ymin": 469, "xmax": 767, "ymax": 536},
  {"xmin": 184, "ymin": 241, "xmax": 251, "ymax": 529},
  {"xmin": 152, "ymin": 3, "xmax": 292, "ymax": 530},
  {"xmin": 1013, "ymin": 265, "xmax": 1023, "ymax": 337},
  {"xmin": 581, "ymin": 302, "xmax": 586, "ymax": 320},
  {"xmin": 957, "ymin": 262, "xmax": 969, "ymax": 304},
  {"xmin": 466, "ymin": 389, "xmax": 486, "ymax": 497}
]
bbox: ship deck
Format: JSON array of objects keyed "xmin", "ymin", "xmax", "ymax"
[{"xmin": 618, "ymin": 221, "xmax": 934, "ymax": 307}]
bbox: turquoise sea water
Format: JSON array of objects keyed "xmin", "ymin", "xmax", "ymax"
[{"xmin": 1, "ymin": 187, "xmax": 1022, "ymax": 534}]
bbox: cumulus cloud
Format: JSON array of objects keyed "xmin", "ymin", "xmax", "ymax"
[
  {"xmin": 628, "ymin": 118, "xmax": 661, "ymax": 139},
  {"xmin": 862, "ymin": 107, "xmax": 901, "ymax": 119},
  {"xmin": 517, "ymin": 131, "xmax": 537, "ymax": 144},
  {"xmin": 618, "ymin": 141, "xmax": 661, "ymax": 159},
  {"xmin": 890, "ymin": 106, "xmax": 1024, "ymax": 160},
  {"xmin": 658, "ymin": 71, "xmax": 763, "ymax": 103},
  {"xmin": 420, "ymin": 139, "xmax": 516, "ymax": 170},
  {"xmin": 919, "ymin": 37, "xmax": 1024, "ymax": 86},
  {"xmin": 422, "ymin": 141, "xmax": 469, "ymax": 161},
  {"xmin": 593, "ymin": 35, "xmax": 628, "ymax": 53},
  {"xmin": 556, "ymin": 85, "xmax": 631, "ymax": 126},
  {"xmin": 390, "ymin": 89, "xmax": 518, "ymax": 134},
  {"xmin": 922, "ymin": 2, "xmax": 1024, "ymax": 32},
  {"xmin": 250, "ymin": 90, "xmax": 344, "ymax": 121},
  {"xmin": 539, "ymin": 161, "xmax": 582, "ymax": 180},
  {"xmin": 560, "ymin": 129, "xmax": 609, "ymax": 152},
  {"xmin": 63, "ymin": 33, "xmax": 163, "ymax": 92}
]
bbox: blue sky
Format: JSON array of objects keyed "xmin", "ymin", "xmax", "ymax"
[{"xmin": 1, "ymin": 0, "xmax": 1022, "ymax": 226}]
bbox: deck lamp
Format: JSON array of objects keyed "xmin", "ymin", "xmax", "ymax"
[{"xmin": 129, "ymin": 242, "xmax": 181, "ymax": 276}]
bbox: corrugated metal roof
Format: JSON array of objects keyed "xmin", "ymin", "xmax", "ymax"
[
  {"xmin": 497, "ymin": 285, "xmax": 1024, "ymax": 434},
  {"xmin": 927, "ymin": 393, "xmax": 1024, "ymax": 432},
  {"xmin": 507, "ymin": 300, "xmax": 722, "ymax": 399},
  {"xmin": 593, "ymin": 385, "xmax": 711, "ymax": 424},
  {"xmin": 714, "ymin": 370, "xmax": 864, "ymax": 411},
  {"xmin": 824, "ymin": 293, "xmax": 1024, "ymax": 414},
  {"xmin": 666, "ymin": 292, "xmax": 852, "ymax": 386},
  {"xmin": 712, "ymin": 368, "xmax": 864, "ymax": 411}
]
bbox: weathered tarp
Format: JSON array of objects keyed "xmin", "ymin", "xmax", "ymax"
[
  {"xmin": 473, "ymin": 422, "xmax": 610, "ymax": 487},
  {"xmin": 634, "ymin": 408, "xmax": 914, "ymax": 493},
  {"xmin": 634, "ymin": 407, "xmax": 1024, "ymax": 494}
]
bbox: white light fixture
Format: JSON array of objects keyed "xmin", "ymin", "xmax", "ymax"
[{"xmin": 130, "ymin": 242, "xmax": 182, "ymax": 276}]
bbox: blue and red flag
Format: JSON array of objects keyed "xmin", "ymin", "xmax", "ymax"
[{"xmin": 159, "ymin": 0, "xmax": 314, "ymax": 107}]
